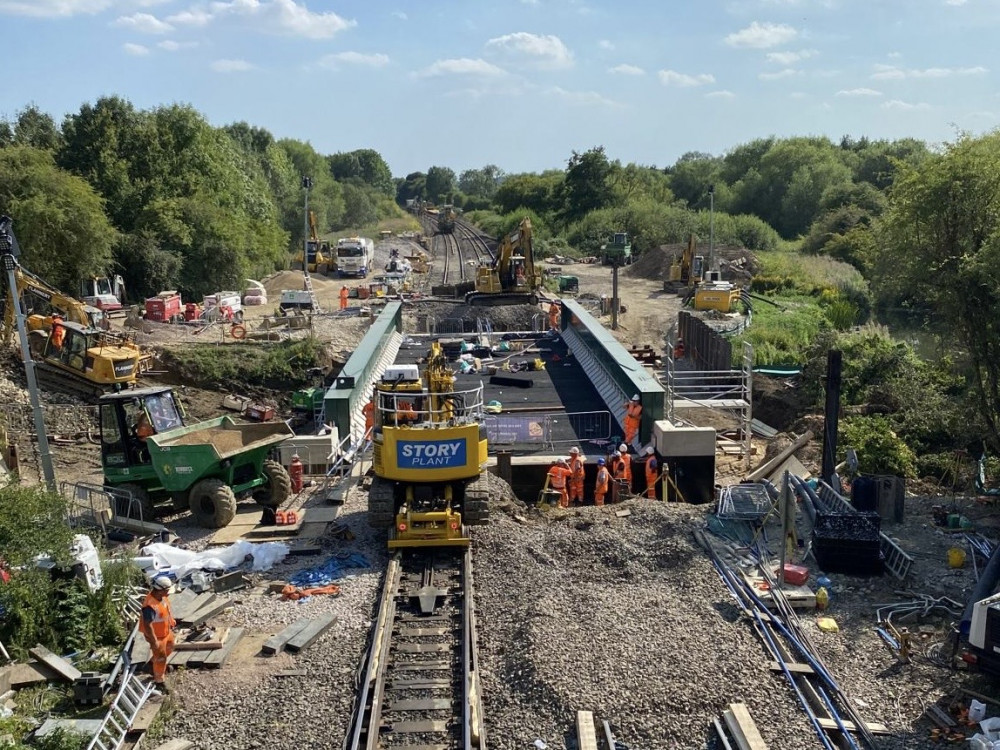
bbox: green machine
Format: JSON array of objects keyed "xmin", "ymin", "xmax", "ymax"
[
  {"xmin": 99, "ymin": 387, "xmax": 293, "ymax": 528},
  {"xmin": 601, "ymin": 231, "xmax": 633, "ymax": 266},
  {"xmin": 558, "ymin": 275, "xmax": 580, "ymax": 294}
]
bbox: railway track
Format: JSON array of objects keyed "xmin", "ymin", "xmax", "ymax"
[
  {"xmin": 439, "ymin": 232, "xmax": 466, "ymax": 285},
  {"xmin": 345, "ymin": 548, "xmax": 485, "ymax": 750}
]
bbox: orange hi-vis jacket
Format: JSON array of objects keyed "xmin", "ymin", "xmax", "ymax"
[
  {"xmin": 140, "ymin": 591, "xmax": 175, "ymax": 642},
  {"xmin": 569, "ymin": 456, "xmax": 585, "ymax": 484},
  {"xmin": 613, "ymin": 454, "xmax": 632, "ymax": 482},
  {"xmin": 625, "ymin": 401, "xmax": 642, "ymax": 426},
  {"xmin": 595, "ymin": 465, "xmax": 610, "ymax": 493},
  {"xmin": 645, "ymin": 456, "xmax": 659, "ymax": 486},
  {"xmin": 547, "ymin": 465, "xmax": 571, "ymax": 490}
]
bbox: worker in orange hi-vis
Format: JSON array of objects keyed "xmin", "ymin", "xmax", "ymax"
[
  {"xmin": 546, "ymin": 459, "xmax": 572, "ymax": 508},
  {"xmin": 339, "ymin": 286, "xmax": 349, "ymax": 310},
  {"xmin": 673, "ymin": 337, "xmax": 685, "ymax": 360},
  {"xmin": 140, "ymin": 576, "xmax": 176, "ymax": 694},
  {"xmin": 567, "ymin": 446, "xmax": 585, "ymax": 506},
  {"xmin": 611, "ymin": 443, "xmax": 632, "ymax": 503},
  {"xmin": 623, "ymin": 394, "xmax": 642, "ymax": 445},
  {"xmin": 50, "ymin": 314, "xmax": 65, "ymax": 349},
  {"xmin": 643, "ymin": 446, "xmax": 660, "ymax": 500},
  {"xmin": 548, "ymin": 300, "xmax": 560, "ymax": 331},
  {"xmin": 362, "ymin": 398, "xmax": 375, "ymax": 436},
  {"xmin": 594, "ymin": 457, "xmax": 610, "ymax": 507}
]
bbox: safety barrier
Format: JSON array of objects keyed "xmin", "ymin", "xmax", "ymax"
[
  {"xmin": 547, "ymin": 410, "xmax": 614, "ymax": 448},
  {"xmin": 60, "ymin": 480, "xmax": 144, "ymax": 529}
]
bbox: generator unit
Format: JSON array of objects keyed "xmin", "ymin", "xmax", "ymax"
[{"xmin": 967, "ymin": 592, "xmax": 1000, "ymax": 678}]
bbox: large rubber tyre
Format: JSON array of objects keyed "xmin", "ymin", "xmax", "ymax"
[
  {"xmin": 463, "ymin": 473, "xmax": 491, "ymax": 526},
  {"xmin": 253, "ymin": 460, "xmax": 292, "ymax": 508},
  {"xmin": 110, "ymin": 483, "xmax": 157, "ymax": 522},
  {"xmin": 188, "ymin": 479, "xmax": 237, "ymax": 529},
  {"xmin": 367, "ymin": 476, "xmax": 396, "ymax": 528}
]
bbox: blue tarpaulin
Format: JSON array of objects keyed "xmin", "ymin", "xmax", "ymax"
[{"xmin": 288, "ymin": 553, "xmax": 369, "ymax": 587}]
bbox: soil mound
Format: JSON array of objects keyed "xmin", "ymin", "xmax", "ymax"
[{"xmin": 625, "ymin": 243, "xmax": 760, "ymax": 282}]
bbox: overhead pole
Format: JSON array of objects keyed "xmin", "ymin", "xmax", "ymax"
[
  {"xmin": 708, "ymin": 184, "xmax": 715, "ymax": 274},
  {"xmin": 0, "ymin": 216, "xmax": 56, "ymax": 491},
  {"xmin": 611, "ymin": 256, "xmax": 620, "ymax": 331}
]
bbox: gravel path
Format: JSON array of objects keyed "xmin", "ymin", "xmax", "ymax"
[{"xmin": 159, "ymin": 479, "xmax": 388, "ymax": 750}]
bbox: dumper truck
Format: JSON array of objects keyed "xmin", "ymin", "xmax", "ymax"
[{"xmin": 98, "ymin": 387, "xmax": 293, "ymax": 528}]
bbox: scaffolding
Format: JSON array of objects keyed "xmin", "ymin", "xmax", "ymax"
[{"xmin": 664, "ymin": 341, "xmax": 753, "ymax": 469}]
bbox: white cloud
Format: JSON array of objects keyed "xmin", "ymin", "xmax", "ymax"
[
  {"xmin": 416, "ymin": 58, "xmax": 506, "ymax": 78},
  {"xmin": 547, "ymin": 87, "xmax": 620, "ymax": 107},
  {"xmin": 945, "ymin": 0, "xmax": 968, "ymax": 5},
  {"xmin": 168, "ymin": 0, "xmax": 354, "ymax": 39},
  {"xmin": 766, "ymin": 49, "xmax": 816, "ymax": 65},
  {"xmin": 609, "ymin": 63, "xmax": 644, "ymax": 76},
  {"xmin": 391, "ymin": 10, "xmax": 406, "ymax": 20},
  {"xmin": 887, "ymin": 51, "xmax": 902, "ymax": 59},
  {"xmin": 521, "ymin": 0, "xmax": 539, "ymax": 4},
  {"xmin": 598, "ymin": 39, "xmax": 614, "ymax": 50},
  {"xmin": 705, "ymin": 90, "xmax": 736, "ymax": 99},
  {"xmin": 758, "ymin": 68, "xmax": 797, "ymax": 80},
  {"xmin": 157, "ymin": 39, "xmax": 197, "ymax": 51},
  {"xmin": 725, "ymin": 21, "xmax": 798, "ymax": 49},
  {"xmin": 872, "ymin": 63, "xmax": 988, "ymax": 80},
  {"xmin": 113, "ymin": 11, "xmax": 173, "ymax": 33},
  {"xmin": 318, "ymin": 51, "xmax": 390, "ymax": 69},
  {"xmin": 211, "ymin": 58, "xmax": 254, "ymax": 72},
  {"xmin": 0, "ymin": 0, "xmax": 171, "ymax": 15},
  {"xmin": 883, "ymin": 99, "xmax": 931, "ymax": 110},
  {"xmin": 658, "ymin": 69, "xmax": 715, "ymax": 87},
  {"xmin": 486, "ymin": 31, "xmax": 573, "ymax": 69},
  {"xmin": 123, "ymin": 42, "xmax": 149, "ymax": 55},
  {"xmin": 836, "ymin": 87, "xmax": 882, "ymax": 97}
]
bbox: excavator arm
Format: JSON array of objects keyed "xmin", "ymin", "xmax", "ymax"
[{"xmin": 2, "ymin": 266, "xmax": 105, "ymax": 343}]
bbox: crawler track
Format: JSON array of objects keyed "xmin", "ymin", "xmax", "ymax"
[{"xmin": 345, "ymin": 548, "xmax": 485, "ymax": 750}]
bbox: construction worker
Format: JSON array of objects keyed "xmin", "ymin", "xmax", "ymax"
[
  {"xmin": 567, "ymin": 446, "xmax": 585, "ymax": 506},
  {"xmin": 339, "ymin": 285, "xmax": 349, "ymax": 310},
  {"xmin": 674, "ymin": 337, "xmax": 685, "ymax": 360},
  {"xmin": 644, "ymin": 446, "xmax": 659, "ymax": 500},
  {"xmin": 546, "ymin": 459, "xmax": 572, "ymax": 508},
  {"xmin": 50, "ymin": 314, "xmax": 65, "ymax": 349},
  {"xmin": 611, "ymin": 443, "xmax": 632, "ymax": 503},
  {"xmin": 548, "ymin": 300, "xmax": 560, "ymax": 331},
  {"xmin": 135, "ymin": 412, "xmax": 155, "ymax": 441},
  {"xmin": 397, "ymin": 400, "xmax": 417, "ymax": 425},
  {"xmin": 623, "ymin": 394, "xmax": 642, "ymax": 446},
  {"xmin": 594, "ymin": 457, "xmax": 610, "ymax": 507},
  {"xmin": 140, "ymin": 576, "xmax": 176, "ymax": 694},
  {"xmin": 363, "ymin": 398, "xmax": 375, "ymax": 436}
]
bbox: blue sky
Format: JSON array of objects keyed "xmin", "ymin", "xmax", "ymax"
[{"xmin": 1, "ymin": 0, "xmax": 997, "ymax": 177}]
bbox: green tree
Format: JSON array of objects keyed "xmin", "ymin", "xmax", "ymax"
[
  {"xmin": 873, "ymin": 132, "xmax": 1000, "ymax": 449},
  {"xmin": 11, "ymin": 104, "xmax": 63, "ymax": 152},
  {"xmin": 113, "ymin": 231, "xmax": 182, "ymax": 300},
  {"xmin": 340, "ymin": 182, "xmax": 378, "ymax": 228},
  {"xmin": 278, "ymin": 138, "xmax": 344, "ymax": 236},
  {"xmin": 560, "ymin": 146, "xmax": 613, "ymax": 222},
  {"xmin": 329, "ymin": 149, "xmax": 394, "ymax": 196},
  {"xmin": 459, "ymin": 164, "xmax": 505, "ymax": 200},
  {"xmin": 667, "ymin": 151, "xmax": 723, "ymax": 210},
  {"xmin": 0, "ymin": 146, "xmax": 115, "ymax": 290},
  {"xmin": 396, "ymin": 172, "xmax": 426, "ymax": 204},
  {"xmin": 494, "ymin": 171, "xmax": 562, "ymax": 217},
  {"xmin": 426, "ymin": 166, "xmax": 456, "ymax": 203}
]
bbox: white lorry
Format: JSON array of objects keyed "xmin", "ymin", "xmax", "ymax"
[{"xmin": 336, "ymin": 237, "xmax": 374, "ymax": 279}]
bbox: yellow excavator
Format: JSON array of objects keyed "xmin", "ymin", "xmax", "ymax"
[
  {"xmin": 2, "ymin": 262, "xmax": 149, "ymax": 395},
  {"xmin": 467, "ymin": 217, "xmax": 542, "ymax": 306},
  {"xmin": 664, "ymin": 234, "xmax": 704, "ymax": 294},
  {"xmin": 291, "ymin": 211, "xmax": 333, "ymax": 275},
  {"xmin": 367, "ymin": 341, "xmax": 490, "ymax": 548}
]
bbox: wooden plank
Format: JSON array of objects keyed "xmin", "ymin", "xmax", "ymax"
[
  {"xmin": 768, "ymin": 661, "xmax": 814, "ymax": 675},
  {"xmin": 172, "ymin": 592, "xmax": 215, "ymax": 623},
  {"xmin": 262, "ymin": 618, "xmax": 312, "ymax": 655},
  {"xmin": 2, "ymin": 662, "xmax": 60, "ymax": 688},
  {"xmin": 815, "ymin": 718, "xmax": 891, "ymax": 735},
  {"xmin": 173, "ymin": 628, "xmax": 228, "ymax": 651},
  {"xmin": 576, "ymin": 710, "xmax": 599, "ymax": 750},
  {"xmin": 203, "ymin": 627, "xmax": 243, "ymax": 668},
  {"xmin": 168, "ymin": 649, "xmax": 192, "ymax": 667},
  {"xmin": 723, "ymin": 704, "xmax": 769, "ymax": 750},
  {"xmin": 131, "ymin": 638, "xmax": 151, "ymax": 665},
  {"xmin": 285, "ymin": 613, "xmax": 337, "ymax": 653},
  {"xmin": 183, "ymin": 597, "xmax": 231, "ymax": 628},
  {"xmin": 29, "ymin": 645, "xmax": 82, "ymax": 682}
]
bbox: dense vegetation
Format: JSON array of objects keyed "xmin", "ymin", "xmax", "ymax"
[{"xmin": 4, "ymin": 98, "xmax": 1000, "ymax": 476}]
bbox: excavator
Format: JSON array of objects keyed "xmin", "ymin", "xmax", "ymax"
[
  {"xmin": 664, "ymin": 234, "xmax": 704, "ymax": 294},
  {"xmin": 466, "ymin": 217, "xmax": 542, "ymax": 306},
  {"xmin": 291, "ymin": 211, "xmax": 333, "ymax": 275},
  {"xmin": 367, "ymin": 341, "xmax": 489, "ymax": 547},
  {"xmin": 1, "ymin": 262, "xmax": 149, "ymax": 396}
]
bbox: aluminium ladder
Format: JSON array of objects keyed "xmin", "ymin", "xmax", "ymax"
[{"xmin": 86, "ymin": 666, "xmax": 155, "ymax": 750}]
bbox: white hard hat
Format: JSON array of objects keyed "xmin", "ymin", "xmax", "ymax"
[
  {"xmin": 151, "ymin": 575, "xmax": 172, "ymax": 591},
  {"xmin": 645, "ymin": 446, "xmax": 654, "ymax": 455},
  {"xmin": 619, "ymin": 443, "xmax": 628, "ymax": 453},
  {"xmin": 569, "ymin": 446, "xmax": 580, "ymax": 454},
  {"xmin": 557, "ymin": 458, "xmax": 568, "ymax": 466},
  {"xmin": 632, "ymin": 394, "xmax": 640, "ymax": 401}
]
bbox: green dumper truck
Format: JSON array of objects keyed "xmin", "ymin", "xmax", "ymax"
[{"xmin": 99, "ymin": 387, "xmax": 293, "ymax": 528}]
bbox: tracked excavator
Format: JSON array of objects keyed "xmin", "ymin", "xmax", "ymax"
[
  {"xmin": 1, "ymin": 259, "xmax": 149, "ymax": 396},
  {"xmin": 466, "ymin": 217, "xmax": 542, "ymax": 306},
  {"xmin": 367, "ymin": 340, "xmax": 490, "ymax": 548}
]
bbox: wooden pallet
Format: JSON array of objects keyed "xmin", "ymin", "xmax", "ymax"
[
  {"xmin": 742, "ymin": 570, "xmax": 816, "ymax": 610},
  {"xmin": 208, "ymin": 505, "xmax": 338, "ymax": 545}
]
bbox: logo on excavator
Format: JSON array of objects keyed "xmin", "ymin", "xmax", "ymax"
[{"xmin": 397, "ymin": 440, "xmax": 466, "ymax": 468}]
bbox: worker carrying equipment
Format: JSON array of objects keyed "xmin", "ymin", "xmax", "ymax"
[
  {"xmin": 568, "ymin": 446, "xmax": 585, "ymax": 506},
  {"xmin": 623, "ymin": 395, "xmax": 642, "ymax": 445},
  {"xmin": 594, "ymin": 457, "xmax": 609, "ymax": 507},
  {"xmin": 644, "ymin": 446, "xmax": 659, "ymax": 500},
  {"xmin": 611, "ymin": 444, "xmax": 632, "ymax": 503},
  {"xmin": 546, "ymin": 459, "xmax": 572, "ymax": 508},
  {"xmin": 140, "ymin": 576, "xmax": 176, "ymax": 693}
]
